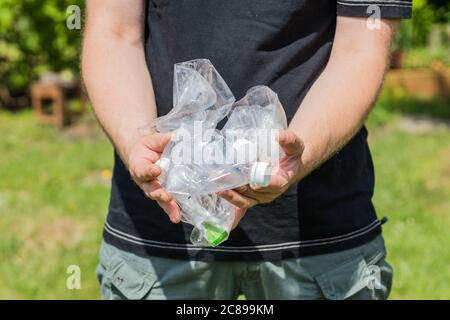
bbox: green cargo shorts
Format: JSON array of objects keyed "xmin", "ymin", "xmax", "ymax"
[{"xmin": 96, "ymin": 235, "xmax": 392, "ymax": 300}]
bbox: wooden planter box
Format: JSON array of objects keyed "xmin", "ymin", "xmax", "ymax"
[
  {"xmin": 31, "ymin": 79, "xmax": 87, "ymax": 127},
  {"xmin": 383, "ymin": 67, "xmax": 450, "ymax": 99}
]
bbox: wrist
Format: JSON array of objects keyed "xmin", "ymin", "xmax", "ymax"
[{"xmin": 290, "ymin": 131, "xmax": 329, "ymax": 182}]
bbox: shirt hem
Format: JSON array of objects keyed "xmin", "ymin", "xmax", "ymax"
[
  {"xmin": 102, "ymin": 219, "xmax": 386, "ymax": 262},
  {"xmin": 337, "ymin": 1, "xmax": 412, "ymax": 19}
]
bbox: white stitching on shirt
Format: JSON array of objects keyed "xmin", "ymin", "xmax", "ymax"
[
  {"xmin": 104, "ymin": 219, "xmax": 379, "ymax": 248},
  {"xmin": 104, "ymin": 219, "xmax": 383, "ymax": 252},
  {"xmin": 337, "ymin": 1, "xmax": 412, "ymax": 7},
  {"xmin": 339, "ymin": 0, "xmax": 411, "ymax": 3}
]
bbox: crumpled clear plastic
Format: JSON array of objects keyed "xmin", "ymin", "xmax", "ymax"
[
  {"xmin": 153, "ymin": 59, "xmax": 235, "ymax": 133},
  {"xmin": 153, "ymin": 59, "xmax": 236, "ymax": 247},
  {"xmin": 152, "ymin": 59, "xmax": 287, "ymax": 247},
  {"xmin": 165, "ymin": 85, "xmax": 288, "ymax": 196}
]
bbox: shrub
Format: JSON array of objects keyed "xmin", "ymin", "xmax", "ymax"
[{"xmin": 0, "ymin": 0, "xmax": 84, "ymax": 93}]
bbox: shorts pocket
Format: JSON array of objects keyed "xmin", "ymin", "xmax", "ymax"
[
  {"xmin": 105, "ymin": 255, "xmax": 157, "ymax": 300},
  {"xmin": 315, "ymin": 254, "xmax": 371, "ymax": 300}
]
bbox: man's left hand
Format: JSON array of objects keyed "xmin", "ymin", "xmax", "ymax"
[{"xmin": 218, "ymin": 129, "xmax": 305, "ymax": 228}]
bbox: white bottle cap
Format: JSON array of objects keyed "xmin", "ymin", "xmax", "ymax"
[
  {"xmin": 156, "ymin": 157, "xmax": 171, "ymax": 172},
  {"xmin": 156, "ymin": 157, "xmax": 171, "ymax": 183},
  {"xmin": 250, "ymin": 162, "xmax": 271, "ymax": 187}
]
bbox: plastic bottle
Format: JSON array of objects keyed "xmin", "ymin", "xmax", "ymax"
[
  {"xmin": 188, "ymin": 86, "xmax": 287, "ymax": 195},
  {"xmin": 152, "ymin": 59, "xmax": 236, "ymax": 247},
  {"xmin": 151, "ymin": 61, "xmax": 288, "ymax": 247}
]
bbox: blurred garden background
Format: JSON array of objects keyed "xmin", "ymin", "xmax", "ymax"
[{"xmin": 0, "ymin": 0, "xmax": 449, "ymax": 299}]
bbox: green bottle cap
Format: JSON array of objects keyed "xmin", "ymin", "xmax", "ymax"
[{"xmin": 202, "ymin": 222, "xmax": 228, "ymax": 247}]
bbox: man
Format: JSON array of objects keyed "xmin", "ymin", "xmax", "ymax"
[{"xmin": 82, "ymin": 0, "xmax": 412, "ymax": 299}]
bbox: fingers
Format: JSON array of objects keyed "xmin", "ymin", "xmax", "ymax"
[
  {"xmin": 234, "ymin": 185, "xmax": 250, "ymax": 194},
  {"xmin": 231, "ymin": 207, "xmax": 247, "ymax": 230},
  {"xmin": 277, "ymin": 130, "xmax": 304, "ymax": 157},
  {"xmin": 141, "ymin": 180, "xmax": 173, "ymax": 202},
  {"xmin": 141, "ymin": 181, "xmax": 180, "ymax": 223},
  {"xmin": 245, "ymin": 178, "xmax": 286, "ymax": 198},
  {"xmin": 128, "ymin": 132, "xmax": 173, "ymax": 181},
  {"xmin": 157, "ymin": 199, "xmax": 181, "ymax": 224},
  {"xmin": 217, "ymin": 190, "xmax": 257, "ymax": 209},
  {"xmin": 130, "ymin": 160, "xmax": 161, "ymax": 183},
  {"xmin": 143, "ymin": 132, "xmax": 173, "ymax": 153},
  {"xmin": 234, "ymin": 184, "xmax": 274, "ymax": 197}
]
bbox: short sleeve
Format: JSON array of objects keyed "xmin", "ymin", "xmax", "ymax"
[{"xmin": 337, "ymin": 0, "xmax": 412, "ymax": 19}]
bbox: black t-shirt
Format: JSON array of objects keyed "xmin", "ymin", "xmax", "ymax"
[{"xmin": 104, "ymin": 0, "xmax": 412, "ymax": 261}]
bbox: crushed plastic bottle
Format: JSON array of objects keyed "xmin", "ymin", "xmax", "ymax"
[
  {"xmin": 153, "ymin": 59, "xmax": 236, "ymax": 247},
  {"xmin": 151, "ymin": 59, "xmax": 287, "ymax": 247},
  {"xmin": 223, "ymin": 85, "xmax": 287, "ymax": 166},
  {"xmin": 153, "ymin": 59, "xmax": 234, "ymax": 133},
  {"xmin": 163, "ymin": 86, "xmax": 288, "ymax": 196},
  {"xmin": 206, "ymin": 85, "xmax": 288, "ymax": 193}
]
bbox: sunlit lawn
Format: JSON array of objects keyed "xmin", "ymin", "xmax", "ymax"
[
  {"xmin": 0, "ymin": 95, "xmax": 449, "ymax": 299},
  {"xmin": 0, "ymin": 111, "xmax": 112, "ymax": 299}
]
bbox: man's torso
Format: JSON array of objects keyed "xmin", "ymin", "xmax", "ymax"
[{"xmin": 104, "ymin": 0, "xmax": 382, "ymax": 261}]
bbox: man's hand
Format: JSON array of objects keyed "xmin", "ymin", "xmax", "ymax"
[
  {"xmin": 218, "ymin": 130, "xmax": 305, "ymax": 228},
  {"xmin": 83, "ymin": 0, "xmax": 180, "ymax": 222},
  {"xmin": 127, "ymin": 132, "xmax": 181, "ymax": 223}
]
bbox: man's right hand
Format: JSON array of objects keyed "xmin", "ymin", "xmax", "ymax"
[{"xmin": 126, "ymin": 132, "xmax": 181, "ymax": 224}]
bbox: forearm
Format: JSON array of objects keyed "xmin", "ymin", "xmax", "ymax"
[
  {"xmin": 289, "ymin": 17, "xmax": 397, "ymax": 178},
  {"xmin": 289, "ymin": 51, "xmax": 387, "ymax": 175},
  {"xmin": 82, "ymin": 3, "xmax": 156, "ymax": 166}
]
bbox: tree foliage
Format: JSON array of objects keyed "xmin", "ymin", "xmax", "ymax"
[
  {"xmin": 0, "ymin": 0, "xmax": 84, "ymax": 93},
  {"xmin": 393, "ymin": 0, "xmax": 449, "ymax": 51}
]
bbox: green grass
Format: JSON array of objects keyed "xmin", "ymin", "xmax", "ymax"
[
  {"xmin": 368, "ymin": 126, "xmax": 450, "ymax": 299},
  {"xmin": 0, "ymin": 110, "xmax": 112, "ymax": 299},
  {"xmin": 0, "ymin": 96, "xmax": 449, "ymax": 299},
  {"xmin": 366, "ymin": 97, "xmax": 450, "ymax": 299}
]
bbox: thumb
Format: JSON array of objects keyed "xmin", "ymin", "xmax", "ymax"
[
  {"xmin": 277, "ymin": 130, "xmax": 304, "ymax": 157},
  {"xmin": 144, "ymin": 132, "xmax": 173, "ymax": 153}
]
